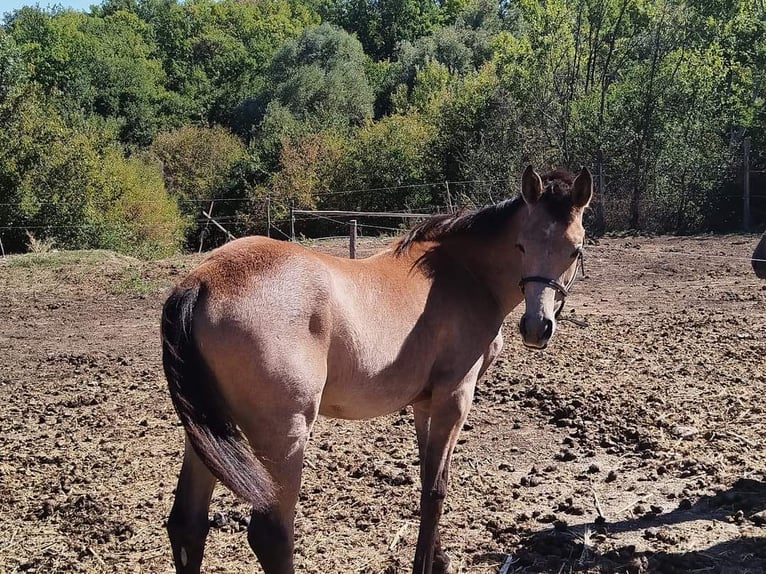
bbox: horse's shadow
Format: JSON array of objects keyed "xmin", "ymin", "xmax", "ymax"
[{"xmin": 479, "ymin": 478, "xmax": 766, "ymax": 573}]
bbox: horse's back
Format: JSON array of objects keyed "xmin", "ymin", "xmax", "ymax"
[
  {"xmin": 186, "ymin": 236, "xmax": 416, "ymax": 326},
  {"xmin": 186, "ymin": 236, "xmax": 328, "ymax": 295}
]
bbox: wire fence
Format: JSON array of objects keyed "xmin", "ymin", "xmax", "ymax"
[
  {"xmin": 1, "ymin": 175, "xmax": 765, "ymax": 260},
  {"xmin": 2, "ymin": 177, "xmax": 765, "ymax": 211}
]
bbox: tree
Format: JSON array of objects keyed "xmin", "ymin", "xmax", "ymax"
[
  {"xmin": 260, "ymin": 131, "xmax": 347, "ymax": 221},
  {"xmin": 318, "ymin": 0, "xmax": 443, "ymax": 60},
  {"xmin": 264, "ymin": 23, "xmax": 374, "ymax": 129},
  {"xmin": 135, "ymin": 0, "xmax": 319, "ymax": 126},
  {"xmin": 0, "ymin": 83, "xmax": 183, "ymax": 254},
  {"xmin": 235, "ymin": 23, "xmax": 374, "ymax": 179},
  {"xmin": 339, "ymin": 113, "xmax": 435, "ymax": 212},
  {"xmin": 6, "ymin": 6, "xmax": 170, "ymax": 145},
  {"xmin": 427, "ymin": 61, "xmax": 519, "ymax": 201},
  {"xmin": 375, "ymin": 0, "xmax": 503, "ymax": 115}
]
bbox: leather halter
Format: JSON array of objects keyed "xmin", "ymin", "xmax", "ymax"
[{"xmin": 519, "ymin": 248, "xmax": 585, "ymax": 319}]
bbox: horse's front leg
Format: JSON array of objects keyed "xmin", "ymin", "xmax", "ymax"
[
  {"xmin": 412, "ymin": 373, "xmax": 478, "ymax": 574},
  {"xmin": 413, "ymin": 402, "xmax": 450, "ymax": 573}
]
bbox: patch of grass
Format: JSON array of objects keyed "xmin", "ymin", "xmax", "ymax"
[
  {"xmin": 112, "ymin": 268, "xmax": 160, "ymax": 297},
  {"xmin": 4, "ymin": 255, "xmax": 38, "ymax": 269},
  {"xmin": 25, "ymin": 231, "xmax": 55, "ymax": 254},
  {"xmin": 4, "ymin": 250, "xmax": 137, "ymax": 270},
  {"xmin": 1, "ymin": 250, "xmax": 159, "ymax": 297}
]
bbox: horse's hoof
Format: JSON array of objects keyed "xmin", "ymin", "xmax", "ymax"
[{"xmin": 433, "ymin": 553, "xmax": 452, "ymax": 574}]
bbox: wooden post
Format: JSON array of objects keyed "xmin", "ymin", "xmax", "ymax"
[
  {"xmin": 290, "ymin": 207, "xmax": 295, "ymax": 241},
  {"xmin": 202, "ymin": 209, "xmax": 236, "ymax": 241},
  {"xmin": 349, "ymin": 219, "xmax": 357, "ymax": 259},
  {"xmin": 445, "ymin": 182, "xmax": 454, "ymax": 213},
  {"xmin": 199, "ymin": 200, "xmax": 215, "ymax": 253},
  {"xmin": 744, "ymin": 136, "xmax": 751, "ymax": 232},
  {"xmin": 266, "ymin": 196, "xmax": 271, "ymax": 238}
]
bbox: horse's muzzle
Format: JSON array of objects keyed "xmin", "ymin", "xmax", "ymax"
[{"xmin": 519, "ymin": 315, "xmax": 554, "ymax": 349}]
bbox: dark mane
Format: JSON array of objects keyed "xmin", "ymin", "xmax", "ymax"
[
  {"xmin": 395, "ymin": 197, "xmax": 525, "ymax": 255},
  {"xmin": 395, "ymin": 169, "xmax": 580, "ymax": 255}
]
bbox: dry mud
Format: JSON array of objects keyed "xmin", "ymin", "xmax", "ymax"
[{"xmin": 1, "ymin": 234, "xmax": 765, "ymax": 573}]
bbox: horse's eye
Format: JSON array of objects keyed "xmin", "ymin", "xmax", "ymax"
[{"xmin": 516, "ymin": 244, "xmax": 525, "ymax": 254}]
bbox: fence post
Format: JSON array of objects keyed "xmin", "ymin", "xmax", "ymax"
[
  {"xmin": 266, "ymin": 196, "xmax": 271, "ymax": 238},
  {"xmin": 198, "ymin": 200, "xmax": 215, "ymax": 253},
  {"xmin": 201, "ymin": 209, "xmax": 236, "ymax": 241},
  {"xmin": 445, "ymin": 181, "xmax": 454, "ymax": 213},
  {"xmin": 290, "ymin": 207, "xmax": 295, "ymax": 241},
  {"xmin": 744, "ymin": 136, "xmax": 751, "ymax": 232},
  {"xmin": 349, "ymin": 219, "xmax": 357, "ymax": 259}
]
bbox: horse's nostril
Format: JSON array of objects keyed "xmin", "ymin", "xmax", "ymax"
[
  {"xmin": 519, "ymin": 316, "xmax": 527, "ymax": 337},
  {"xmin": 542, "ymin": 319, "xmax": 553, "ymax": 340}
]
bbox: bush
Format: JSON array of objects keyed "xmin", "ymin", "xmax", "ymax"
[{"xmin": 100, "ymin": 151, "xmax": 185, "ymax": 258}]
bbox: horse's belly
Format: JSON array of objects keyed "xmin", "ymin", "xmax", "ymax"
[{"xmin": 318, "ymin": 366, "xmax": 426, "ymax": 420}]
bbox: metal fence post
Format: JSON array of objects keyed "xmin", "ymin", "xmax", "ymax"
[
  {"xmin": 198, "ymin": 200, "xmax": 214, "ymax": 253},
  {"xmin": 744, "ymin": 137, "xmax": 751, "ymax": 232},
  {"xmin": 349, "ymin": 219, "xmax": 357, "ymax": 259}
]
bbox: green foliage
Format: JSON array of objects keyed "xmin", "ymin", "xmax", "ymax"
[
  {"xmin": 1, "ymin": 0, "xmax": 765, "ymax": 251},
  {"xmin": 426, "ymin": 61, "xmax": 521, "ymax": 203},
  {"xmin": 151, "ymin": 125, "xmax": 246, "ymax": 205},
  {"xmin": 138, "ymin": 0, "xmax": 319, "ymax": 125},
  {"xmin": 377, "ymin": 0, "xmax": 502, "ymax": 115},
  {"xmin": 0, "ymin": 87, "xmax": 183, "ymax": 255},
  {"xmin": 260, "ymin": 130, "xmax": 347, "ymax": 218},
  {"xmin": 0, "ymin": 26, "xmax": 182, "ymax": 256},
  {"xmin": 318, "ymin": 0, "xmax": 443, "ymax": 60},
  {"xmin": 0, "ymin": 30, "xmax": 25, "ymax": 102},
  {"xmin": 150, "ymin": 125, "xmax": 247, "ymax": 245},
  {"xmin": 7, "ymin": 6, "xmax": 170, "ymax": 145},
  {"xmin": 100, "ymin": 151, "xmax": 184, "ymax": 258},
  {"xmin": 236, "ymin": 23, "xmax": 374, "ymax": 181},
  {"xmin": 339, "ymin": 113, "xmax": 435, "ymax": 211},
  {"xmin": 261, "ymin": 23, "xmax": 373, "ymax": 131}
]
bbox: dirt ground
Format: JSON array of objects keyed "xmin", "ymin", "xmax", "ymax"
[{"xmin": 1, "ymin": 233, "xmax": 765, "ymax": 574}]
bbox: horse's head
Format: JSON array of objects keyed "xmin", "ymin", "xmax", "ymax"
[{"xmin": 516, "ymin": 165, "xmax": 592, "ymax": 349}]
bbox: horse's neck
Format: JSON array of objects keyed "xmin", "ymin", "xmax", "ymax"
[{"xmin": 439, "ymin": 228, "xmax": 524, "ymax": 318}]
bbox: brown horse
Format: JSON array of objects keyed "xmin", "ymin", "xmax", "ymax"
[
  {"xmin": 753, "ymin": 231, "xmax": 766, "ymax": 278},
  {"xmin": 161, "ymin": 166, "xmax": 593, "ymax": 574}
]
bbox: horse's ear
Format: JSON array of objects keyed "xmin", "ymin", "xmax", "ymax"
[
  {"xmin": 521, "ymin": 165, "xmax": 543, "ymax": 205},
  {"xmin": 572, "ymin": 166, "xmax": 593, "ymax": 208}
]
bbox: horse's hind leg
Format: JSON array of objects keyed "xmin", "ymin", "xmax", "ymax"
[
  {"xmin": 244, "ymin": 407, "xmax": 318, "ymax": 574},
  {"xmin": 167, "ymin": 437, "xmax": 217, "ymax": 574}
]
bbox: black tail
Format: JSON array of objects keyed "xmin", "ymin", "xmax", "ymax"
[{"xmin": 161, "ymin": 283, "xmax": 275, "ymax": 508}]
